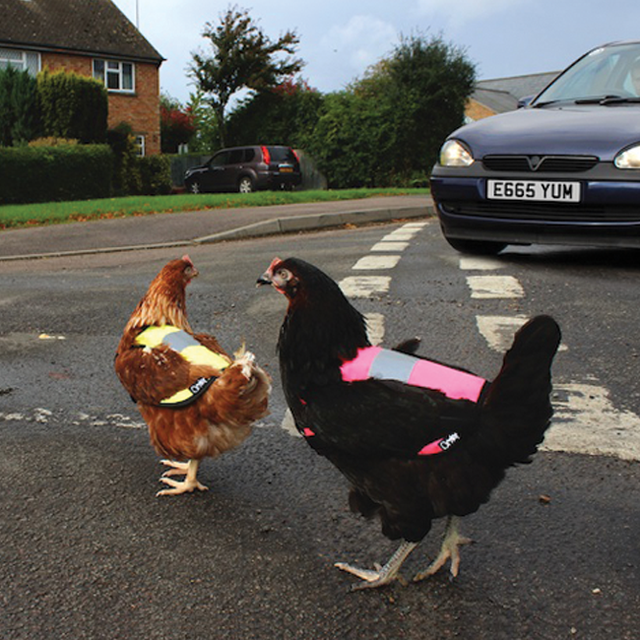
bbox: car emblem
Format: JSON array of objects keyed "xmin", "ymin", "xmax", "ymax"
[{"xmin": 528, "ymin": 155, "xmax": 543, "ymax": 171}]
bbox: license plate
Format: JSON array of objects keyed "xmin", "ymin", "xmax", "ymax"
[
  {"xmin": 487, "ymin": 180, "xmax": 581, "ymax": 203},
  {"xmin": 280, "ymin": 166, "xmax": 293, "ymax": 173}
]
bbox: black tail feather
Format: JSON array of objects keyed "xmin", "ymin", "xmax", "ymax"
[{"xmin": 478, "ymin": 315, "xmax": 561, "ymax": 465}]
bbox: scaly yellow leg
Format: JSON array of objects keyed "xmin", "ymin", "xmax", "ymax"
[{"xmin": 156, "ymin": 459, "xmax": 208, "ymax": 496}]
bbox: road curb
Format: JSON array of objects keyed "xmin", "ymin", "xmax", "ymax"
[
  {"xmin": 0, "ymin": 204, "xmax": 433, "ymax": 261},
  {"xmin": 193, "ymin": 205, "xmax": 431, "ymax": 244}
]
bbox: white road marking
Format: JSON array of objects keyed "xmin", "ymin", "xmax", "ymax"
[
  {"xmin": 466, "ymin": 275, "xmax": 524, "ymax": 299},
  {"xmin": 476, "ymin": 315, "xmax": 529, "ymax": 352},
  {"xmin": 459, "ymin": 256, "xmax": 506, "ymax": 271},
  {"xmin": 106, "ymin": 413, "xmax": 147, "ymax": 429},
  {"xmin": 370, "ymin": 241, "xmax": 409, "ymax": 252},
  {"xmin": 0, "ymin": 409, "xmax": 146, "ymax": 429},
  {"xmin": 0, "ymin": 412, "xmax": 26, "ymax": 421},
  {"xmin": 339, "ymin": 275, "xmax": 391, "ymax": 297},
  {"xmin": 381, "ymin": 232, "xmax": 418, "ymax": 242},
  {"xmin": 352, "ymin": 255, "xmax": 401, "ymax": 270},
  {"xmin": 365, "ymin": 312, "xmax": 385, "ymax": 346},
  {"xmin": 476, "ymin": 315, "xmax": 568, "ymax": 353},
  {"xmin": 281, "ymin": 409, "xmax": 301, "ymax": 438},
  {"xmin": 545, "ymin": 382, "xmax": 640, "ymax": 461}
]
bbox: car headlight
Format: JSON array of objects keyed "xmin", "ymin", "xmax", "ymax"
[
  {"xmin": 439, "ymin": 140, "xmax": 474, "ymax": 167},
  {"xmin": 615, "ymin": 144, "xmax": 640, "ymax": 169}
]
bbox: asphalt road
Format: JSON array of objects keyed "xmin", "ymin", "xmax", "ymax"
[{"xmin": 1, "ymin": 209, "xmax": 639, "ymax": 640}]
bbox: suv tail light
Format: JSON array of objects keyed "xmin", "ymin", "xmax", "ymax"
[
  {"xmin": 292, "ymin": 149, "xmax": 300, "ymax": 163},
  {"xmin": 261, "ymin": 146, "xmax": 271, "ymax": 165}
]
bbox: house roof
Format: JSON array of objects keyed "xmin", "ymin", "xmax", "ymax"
[
  {"xmin": 0, "ymin": 0, "xmax": 164, "ymax": 64},
  {"xmin": 472, "ymin": 71, "xmax": 560, "ymax": 113}
]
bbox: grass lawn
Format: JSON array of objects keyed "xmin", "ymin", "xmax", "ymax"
[{"xmin": 0, "ymin": 188, "xmax": 429, "ymax": 230}]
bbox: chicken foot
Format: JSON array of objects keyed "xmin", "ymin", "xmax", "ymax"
[
  {"xmin": 413, "ymin": 516, "xmax": 473, "ymax": 581},
  {"xmin": 156, "ymin": 459, "xmax": 208, "ymax": 496},
  {"xmin": 335, "ymin": 540, "xmax": 418, "ymax": 590}
]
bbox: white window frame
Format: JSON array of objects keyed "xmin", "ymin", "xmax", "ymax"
[
  {"xmin": 92, "ymin": 59, "xmax": 135, "ymax": 93},
  {"xmin": 0, "ymin": 48, "xmax": 41, "ymax": 76},
  {"xmin": 134, "ymin": 134, "xmax": 146, "ymax": 157}
]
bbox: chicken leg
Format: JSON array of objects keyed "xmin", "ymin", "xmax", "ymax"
[
  {"xmin": 413, "ymin": 516, "xmax": 473, "ymax": 581},
  {"xmin": 156, "ymin": 459, "xmax": 208, "ymax": 496},
  {"xmin": 335, "ymin": 540, "xmax": 418, "ymax": 590}
]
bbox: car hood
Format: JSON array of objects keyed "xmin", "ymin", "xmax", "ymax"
[{"xmin": 451, "ymin": 105, "xmax": 640, "ymax": 160}]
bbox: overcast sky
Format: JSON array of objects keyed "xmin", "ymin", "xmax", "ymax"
[{"xmin": 112, "ymin": 0, "xmax": 640, "ymax": 105}]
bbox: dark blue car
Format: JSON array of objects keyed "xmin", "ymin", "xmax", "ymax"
[{"xmin": 430, "ymin": 41, "xmax": 640, "ymax": 254}]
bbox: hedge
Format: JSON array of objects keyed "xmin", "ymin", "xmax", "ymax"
[
  {"xmin": 0, "ymin": 144, "xmax": 113, "ymax": 204},
  {"xmin": 37, "ymin": 69, "xmax": 108, "ymax": 143}
]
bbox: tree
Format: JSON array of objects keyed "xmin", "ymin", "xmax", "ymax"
[
  {"xmin": 306, "ymin": 33, "xmax": 476, "ymax": 188},
  {"xmin": 0, "ymin": 66, "xmax": 41, "ymax": 146},
  {"xmin": 160, "ymin": 93, "xmax": 196, "ymax": 153},
  {"xmin": 185, "ymin": 89, "xmax": 220, "ymax": 153},
  {"xmin": 362, "ymin": 34, "xmax": 476, "ymax": 180},
  {"xmin": 188, "ymin": 5, "xmax": 304, "ymax": 146},
  {"xmin": 225, "ymin": 77, "xmax": 323, "ymax": 148}
]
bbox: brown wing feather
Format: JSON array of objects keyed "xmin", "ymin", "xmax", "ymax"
[
  {"xmin": 193, "ymin": 332, "xmax": 231, "ymax": 359},
  {"xmin": 138, "ymin": 356, "xmax": 270, "ymax": 460}
]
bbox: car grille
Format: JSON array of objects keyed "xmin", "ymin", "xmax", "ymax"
[
  {"xmin": 442, "ymin": 201, "xmax": 640, "ymax": 223},
  {"xmin": 482, "ymin": 155, "xmax": 599, "ymax": 173}
]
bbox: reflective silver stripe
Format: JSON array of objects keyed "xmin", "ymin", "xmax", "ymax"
[
  {"xmin": 369, "ymin": 349, "xmax": 414, "ymax": 383},
  {"xmin": 162, "ymin": 330, "xmax": 201, "ymax": 352}
]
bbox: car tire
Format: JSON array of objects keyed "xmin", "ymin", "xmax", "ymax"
[
  {"xmin": 238, "ymin": 176, "xmax": 253, "ymax": 193},
  {"xmin": 444, "ymin": 235, "xmax": 507, "ymax": 255},
  {"xmin": 188, "ymin": 180, "xmax": 201, "ymax": 195}
]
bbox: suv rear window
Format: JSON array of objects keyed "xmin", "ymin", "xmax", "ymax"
[{"xmin": 268, "ymin": 147, "xmax": 296, "ymax": 162}]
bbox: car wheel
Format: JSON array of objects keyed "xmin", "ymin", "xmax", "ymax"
[
  {"xmin": 238, "ymin": 176, "xmax": 253, "ymax": 193},
  {"xmin": 188, "ymin": 180, "xmax": 201, "ymax": 195},
  {"xmin": 444, "ymin": 236, "xmax": 507, "ymax": 255}
]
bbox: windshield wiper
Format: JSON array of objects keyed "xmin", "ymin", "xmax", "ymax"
[
  {"xmin": 532, "ymin": 99, "xmax": 563, "ymax": 108},
  {"xmin": 574, "ymin": 95, "xmax": 640, "ymax": 105}
]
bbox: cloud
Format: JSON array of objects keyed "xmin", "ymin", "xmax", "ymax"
[{"xmin": 321, "ymin": 15, "xmax": 398, "ymax": 75}]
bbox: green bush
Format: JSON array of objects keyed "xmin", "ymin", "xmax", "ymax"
[
  {"xmin": 0, "ymin": 144, "xmax": 113, "ymax": 204},
  {"xmin": 37, "ymin": 68, "xmax": 108, "ymax": 143},
  {"xmin": 138, "ymin": 155, "xmax": 172, "ymax": 195},
  {"xmin": 107, "ymin": 123, "xmax": 141, "ymax": 196}
]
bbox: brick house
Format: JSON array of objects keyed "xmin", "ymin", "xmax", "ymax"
[{"xmin": 0, "ymin": 0, "xmax": 164, "ymax": 155}]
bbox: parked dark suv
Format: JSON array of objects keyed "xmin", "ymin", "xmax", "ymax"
[{"xmin": 184, "ymin": 145, "xmax": 301, "ymax": 194}]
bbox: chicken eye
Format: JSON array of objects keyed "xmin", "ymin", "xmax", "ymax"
[{"xmin": 277, "ymin": 269, "xmax": 290, "ymax": 280}]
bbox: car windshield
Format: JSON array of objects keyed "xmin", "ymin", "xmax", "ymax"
[{"xmin": 533, "ymin": 42, "xmax": 640, "ymax": 106}]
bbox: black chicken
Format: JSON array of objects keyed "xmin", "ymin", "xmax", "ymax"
[{"xmin": 258, "ymin": 257, "xmax": 561, "ymax": 590}]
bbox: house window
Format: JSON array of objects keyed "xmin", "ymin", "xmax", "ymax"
[
  {"xmin": 134, "ymin": 135, "xmax": 146, "ymax": 157},
  {"xmin": 0, "ymin": 48, "xmax": 40, "ymax": 76},
  {"xmin": 93, "ymin": 59, "xmax": 134, "ymax": 93}
]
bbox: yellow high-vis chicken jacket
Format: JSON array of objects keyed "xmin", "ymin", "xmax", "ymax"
[{"xmin": 135, "ymin": 325, "xmax": 230, "ymax": 407}]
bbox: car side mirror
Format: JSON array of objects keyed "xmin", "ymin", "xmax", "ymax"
[{"xmin": 517, "ymin": 95, "xmax": 534, "ymax": 109}]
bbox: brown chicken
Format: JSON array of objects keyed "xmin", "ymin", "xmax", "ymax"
[{"xmin": 115, "ymin": 255, "xmax": 270, "ymax": 496}]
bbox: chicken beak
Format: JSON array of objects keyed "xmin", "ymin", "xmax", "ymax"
[
  {"xmin": 256, "ymin": 271, "xmax": 272, "ymax": 287},
  {"xmin": 257, "ymin": 258, "xmax": 283, "ymax": 287}
]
